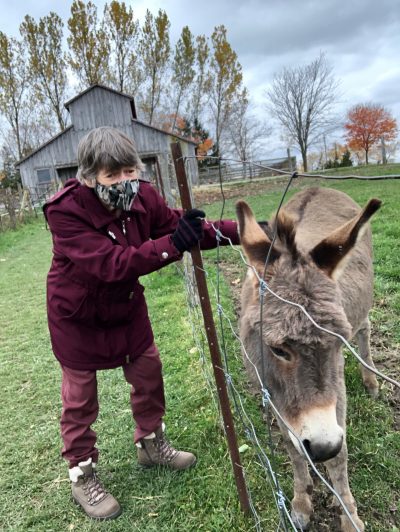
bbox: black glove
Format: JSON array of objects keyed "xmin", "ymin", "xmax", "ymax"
[{"xmin": 172, "ymin": 209, "xmax": 205, "ymax": 252}]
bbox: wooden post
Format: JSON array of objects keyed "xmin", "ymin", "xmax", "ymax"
[
  {"xmin": 17, "ymin": 182, "xmax": 23, "ymax": 202},
  {"xmin": 380, "ymin": 136, "xmax": 387, "ymax": 165},
  {"xmin": 19, "ymin": 189, "xmax": 29, "ymax": 221},
  {"xmin": 287, "ymin": 148, "xmax": 293, "ymax": 172},
  {"xmin": 171, "ymin": 142, "xmax": 251, "ymax": 515},
  {"xmin": 6, "ymin": 188, "xmax": 17, "ymax": 230}
]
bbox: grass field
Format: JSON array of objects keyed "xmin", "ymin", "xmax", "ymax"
[{"xmin": 0, "ymin": 170, "xmax": 399, "ymax": 531}]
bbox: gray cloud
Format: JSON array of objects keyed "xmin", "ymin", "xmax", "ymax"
[
  {"xmin": 229, "ymin": 0, "xmax": 399, "ymax": 58},
  {"xmin": 0, "ymin": 0, "xmax": 399, "ymax": 157}
]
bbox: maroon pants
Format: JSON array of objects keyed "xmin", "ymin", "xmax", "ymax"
[{"xmin": 60, "ymin": 343, "xmax": 165, "ymax": 468}]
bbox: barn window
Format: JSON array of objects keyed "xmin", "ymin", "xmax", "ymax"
[{"xmin": 37, "ymin": 168, "xmax": 51, "ymax": 183}]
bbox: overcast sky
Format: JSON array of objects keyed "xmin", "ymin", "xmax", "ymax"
[{"xmin": 1, "ymin": 0, "xmax": 399, "ymax": 160}]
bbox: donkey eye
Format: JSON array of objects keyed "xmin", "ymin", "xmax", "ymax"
[{"xmin": 270, "ymin": 346, "xmax": 291, "ymax": 361}]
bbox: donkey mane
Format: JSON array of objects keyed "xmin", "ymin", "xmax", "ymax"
[{"xmin": 275, "ymin": 211, "xmax": 299, "ymax": 262}]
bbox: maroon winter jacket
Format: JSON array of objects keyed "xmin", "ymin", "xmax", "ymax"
[{"xmin": 43, "ymin": 178, "xmax": 239, "ymax": 370}]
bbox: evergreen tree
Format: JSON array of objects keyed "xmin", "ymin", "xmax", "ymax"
[
  {"xmin": 340, "ymin": 149, "xmax": 353, "ymax": 167},
  {"xmin": 0, "ymin": 146, "xmax": 21, "ymax": 189}
]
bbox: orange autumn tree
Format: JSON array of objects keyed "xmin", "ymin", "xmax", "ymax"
[
  {"xmin": 160, "ymin": 113, "xmax": 214, "ymax": 161},
  {"xmin": 344, "ymin": 103, "xmax": 397, "ymax": 164}
]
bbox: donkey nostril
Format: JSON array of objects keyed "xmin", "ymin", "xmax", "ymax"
[
  {"xmin": 302, "ymin": 439, "xmax": 314, "ymax": 460},
  {"xmin": 303, "ymin": 437, "xmax": 343, "ymax": 463}
]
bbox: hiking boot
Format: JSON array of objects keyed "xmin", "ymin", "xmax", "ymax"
[
  {"xmin": 70, "ymin": 458, "xmax": 121, "ymax": 520},
  {"xmin": 136, "ymin": 425, "xmax": 196, "ymax": 470}
]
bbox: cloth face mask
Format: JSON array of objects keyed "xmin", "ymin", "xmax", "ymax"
[{"xmin": 95, "ymin": 179, "xmax": 140, "ymax": 211}]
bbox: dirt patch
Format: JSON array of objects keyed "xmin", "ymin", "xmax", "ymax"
[
  {"xmin": 388, "ymin": 386, "xmax": 400, "ymax": 432},
  {"xmin": 193, "ymin": 175, "xmax": 323, "ymax": 206}
]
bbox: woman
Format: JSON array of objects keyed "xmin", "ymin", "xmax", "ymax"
[{"xmin": 43, "ymin": 126, "xmax": 239, "ymax": 520}]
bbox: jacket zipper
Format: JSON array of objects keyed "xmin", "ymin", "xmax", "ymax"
[{"xmin": 121, "ymin": 219, "xmax": 126, "ymax": 235}]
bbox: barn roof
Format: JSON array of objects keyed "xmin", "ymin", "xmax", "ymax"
[
  {"xmin": 64, "ymin": 84, "xmax": 135, "ymax": 110},
  {"xmin": 15, "ymin": 125, "xmax": 74, "ymax": 166}
]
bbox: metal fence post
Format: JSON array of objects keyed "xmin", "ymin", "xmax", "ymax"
[{"xmin": 171, "ymin": 142, "xmax": 251, "ymax": 515}]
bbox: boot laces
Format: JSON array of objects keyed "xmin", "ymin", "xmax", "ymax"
[
  {"xmin": 155, "ymin": 433, "xmax": 178, "ymax": 463},
  {"xmin": 82, "ymin": 472, "xmax": 107, "ymax": 505}
]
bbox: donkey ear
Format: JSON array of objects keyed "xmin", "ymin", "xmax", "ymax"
[
  {"xmin": 236, "ymin": 200, "xmax": 280, "ymax": 273},
  {"xmin": 310, "ymin": 198, "xmax": 381, "ymax": 279}
]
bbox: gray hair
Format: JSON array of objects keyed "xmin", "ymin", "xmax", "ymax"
[{"xmin": 76, "ymin": 127, "xmax": 144, "ymax": 184}]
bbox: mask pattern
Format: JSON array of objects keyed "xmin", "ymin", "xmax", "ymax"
[{"xmin": 95, "ymin": 179, "xmax": 140, "ymax": 211}]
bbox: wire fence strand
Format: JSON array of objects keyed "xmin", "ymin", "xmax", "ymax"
[{"xmin": 180, "ymin": 155, "xmax": 400, "ymax": 180}]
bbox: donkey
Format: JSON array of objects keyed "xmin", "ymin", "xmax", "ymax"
[{"xmin": 236, "ymin": 187, "xmax": 381, "ymax": 531}]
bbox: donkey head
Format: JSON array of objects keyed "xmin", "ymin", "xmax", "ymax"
[{"xmin": 236, "ymin": 198, "xmax": 381, "ymax": 461}]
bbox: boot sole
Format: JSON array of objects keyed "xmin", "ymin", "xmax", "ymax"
[
  {"xmin": 72, "ymin": 496, "xmax": 122, "ymax": 520},
  {"xmin": 137, "ymin": 457, "xmax": 197, "ymax": 470}
]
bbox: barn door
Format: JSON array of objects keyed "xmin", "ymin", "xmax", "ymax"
[{"xmin": 56, "ymin": 166, "xmax": 78, "ymax": 184}]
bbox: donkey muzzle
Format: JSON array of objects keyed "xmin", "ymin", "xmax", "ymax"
[{"xmin": 288, "ymin": 403, "xmax": 344, "ymax": 462}]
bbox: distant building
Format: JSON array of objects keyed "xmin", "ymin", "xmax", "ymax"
[{"xmin": 16, "ymin": 84, "xmax": 198, "ymax": 204}]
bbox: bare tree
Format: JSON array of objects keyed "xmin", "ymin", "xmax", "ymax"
[
  {"xmin": 0, "ymin": 32, "xmax": 31, "ymax": 159},
  {"xmin": 226, "ymin": 87, "xmax": 271, "ymax": 175},
  {"xmin": 267, "ymin": 53, "xmax": 339, "ymax": 171},
  {"xmin": 382, "ymin": 140, "xmax": 399, "ymax": 164},
  {"xmin": 0, "ymin": 104, "xmax": 57, "ymax": 163}
]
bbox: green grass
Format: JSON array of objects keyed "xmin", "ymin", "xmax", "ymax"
[
  {"xmin": 0, "ymin": 173, "xmax": 399, "ymax": 531},
  {"xmin": 0, "ymin": 217, "xmax": 275, "ymax": 531},
  {"xmin": 318, "ymin": 162, "xmax": 400, "ymax": 177}
]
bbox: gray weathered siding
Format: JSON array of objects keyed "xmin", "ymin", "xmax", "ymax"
[{"xmin": 69, "ymin": 87, "xmax": 134, "ymax": 131}]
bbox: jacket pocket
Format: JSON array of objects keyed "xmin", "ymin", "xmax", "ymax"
[
  {"xmin": 49, "ymin": 281, "xmax": 89, "ymax": 321},
  {"xmin": 95, "ymin": 284, "xmax": 144, "ymax": 326}
]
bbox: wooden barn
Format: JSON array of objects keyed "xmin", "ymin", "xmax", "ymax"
[{"xmin": 16, "ymin": 84, "xmax": 199, "ymax": 205}]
